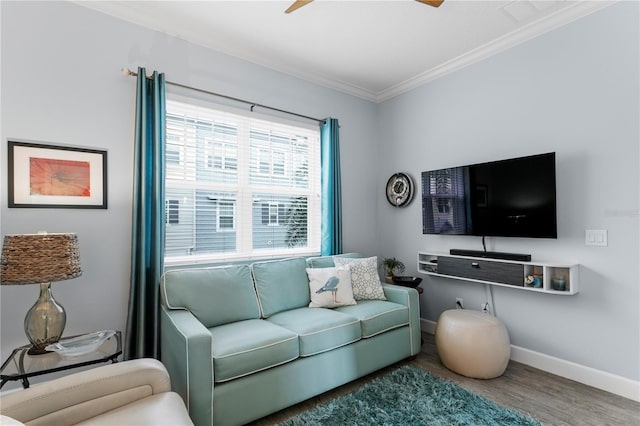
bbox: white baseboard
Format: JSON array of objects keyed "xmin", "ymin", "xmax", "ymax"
[
  {"xmin": 509, "ymin": 345, "xmax": 640, "ymax": 402},
  {"xmin": 421, "ymin": 318, "xmax": 437, "ymax": 334},
  {"xmin": 420, "ymin": 319, "xmax": 639, "ymax": 402}
]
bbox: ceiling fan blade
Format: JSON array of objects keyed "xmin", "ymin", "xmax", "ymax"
[
  {"xmin": 285, "ymin": 0, "xmax": 313, "ymax": 14},
  {"xmin": 416, "ymin": 0, "xmax": 444, "ymax": 7}
]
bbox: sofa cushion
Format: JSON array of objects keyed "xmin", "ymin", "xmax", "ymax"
[
  {"xmin": 307, "ymin": 266, "xmax": 356, "ymax": 308},
  {"xmin": 335, "ymin": 300, "xmax": 409, "ymax": 338},
  {"xmin": 267, "ymin": 308, "xmax": 361, "ymax": 356},
  {"xmin": 306, "ymin": 253, "xmax": 361, "ymax": 269},
  {"xmin": 333, "ymin": 256, "xmax": 387, "ymax": 301},
  {"xmin": 210, "ymin": 319, "xmax": 299, "ymax": 383},
  {"xmin": 161, "ymin": 265, "xmax": 260, "ymax": 328},
  {"xmin": 252, "ymin": 258, "xmax": 310, "ymax": 317}
]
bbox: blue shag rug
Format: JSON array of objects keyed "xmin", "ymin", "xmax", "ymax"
[{"xmin": 279, "ymin": 366, "xmax": 542, "ymax": 426}]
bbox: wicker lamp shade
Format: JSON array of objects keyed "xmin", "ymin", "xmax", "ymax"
[
  {"xmin": 1, "ymin": 232, "xmax": 82, "ymax": 354},
  {"xmin": 1, "ymin": 233, "xmax": 82, "ymax": 285}
]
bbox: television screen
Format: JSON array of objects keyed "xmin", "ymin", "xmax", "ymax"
[{"xmin": 421, "ymin": 152, "xmax": 557, "ymax": 238}]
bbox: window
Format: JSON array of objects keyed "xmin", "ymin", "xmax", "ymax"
[
  {"xmin": 166, "ymin": 199, "xmax": 180, "ymax": 224},
  {"xmin": 437, "ymin": 199, "xmax": 450, "ymax": 214},
  {"xmin": 261, "ymin": 202, "xmax": 285, "ymax": 226},
  {"xmin": 423, "ymin": 167, "xmax": 467, "ymax": 234},
  {"xmin": 165, "ymin": 99, "xmax": 321, "ymax": 263},
  {"xmin": 268, "ymin": 203, "xmax": 279, "ymax": 225},
  {"xmin": 217, "ymin": 200, "xmax": 235, "ymax": 231}
]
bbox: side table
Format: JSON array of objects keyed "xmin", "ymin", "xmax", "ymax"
[{"xmin": 0, "ymin": 330, "xmax": 122, "ymax": 389}]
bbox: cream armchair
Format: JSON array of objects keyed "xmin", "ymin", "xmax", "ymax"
[{"xmin": 0, "ymin": 358, "xmax": 192, "ymax": 425}]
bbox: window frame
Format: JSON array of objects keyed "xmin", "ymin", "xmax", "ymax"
[
  {"xmin": 165, "ymin": 199, "xmax": 180, "ymax": 225},
  {"xmin": 164, "ymin": 96, "xmax": 321, "ymax": 266},
  {"xmin": 216, "ymin": 200, "xmax": 236, "ymax": 232},
  {"xmin": 268, "ymin": 202, "xmax": 280, "ymax": 226}
]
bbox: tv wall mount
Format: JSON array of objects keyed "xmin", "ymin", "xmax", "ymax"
[{"xmin": 386, "ymin": 172, "xmax": 414, "ymax": 207}]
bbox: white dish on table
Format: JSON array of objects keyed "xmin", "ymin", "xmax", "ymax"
[{"xmin": 45, "ymin": 330, "xmax": 116, "ymax": 357}]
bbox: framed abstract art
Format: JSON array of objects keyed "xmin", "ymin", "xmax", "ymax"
[{"xmin": 8, "ymin": 140, "xmax": 107, "ymax": 209}]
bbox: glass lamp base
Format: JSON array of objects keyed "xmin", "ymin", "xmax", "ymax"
[
  {"xmin": 24, "ymin": 283, "xmax": 66, "ymax": 355},
  {"xmin": 27, "ymin": 345, "xmax": 54, "ymax": 356}
]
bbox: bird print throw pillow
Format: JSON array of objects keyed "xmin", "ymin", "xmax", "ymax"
[{"xmin": 306, "ymin": 266, "xmax": 356, "ymax": 308}]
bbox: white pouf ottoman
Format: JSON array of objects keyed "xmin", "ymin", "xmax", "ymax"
[{"xmin": 435, "ymin": 309, "xmax": 510, "ymax": 379}]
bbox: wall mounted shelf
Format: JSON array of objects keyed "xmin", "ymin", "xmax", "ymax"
[{"xmin": 418, "ymin": 252, "xmax": 579, "ymax": 295}]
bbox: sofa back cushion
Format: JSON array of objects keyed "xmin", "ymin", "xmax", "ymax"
[
  {"xmin": 306, "ymin": 253, "xmax": 361, "ymax": 268},
  {"xmin": 252, "ymin": 258, "xmax": 310, "ymax": 318},
  {"xmin": 161, "ymin": 265, "xmax": 260, "ymax": 328}
]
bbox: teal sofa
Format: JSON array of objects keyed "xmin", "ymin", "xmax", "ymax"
[{"xmin": 160, "ymin": 255, "xmax": 421, "ymax": 426}]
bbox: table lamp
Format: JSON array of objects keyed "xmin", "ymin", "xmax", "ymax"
[{"xmin": 1, "ymin": 233, "xmax": 82, "ymax": 355}]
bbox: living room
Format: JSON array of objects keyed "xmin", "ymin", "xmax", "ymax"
[{"xmin": 0, "ymin": 0, "xmax": 638, "ymax": 424}]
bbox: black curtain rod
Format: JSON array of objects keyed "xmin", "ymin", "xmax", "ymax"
[{"xmin": 122, "ymin": 68, "xmax": 326, "ymax": 126}]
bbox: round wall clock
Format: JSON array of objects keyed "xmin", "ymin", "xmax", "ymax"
[{"xmin": 386, "ymin": 172, "xmax": 414, "ymax": 207}]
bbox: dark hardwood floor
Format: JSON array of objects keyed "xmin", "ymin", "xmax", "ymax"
[{"xmin": 252, "ymin": 332, "xmax": 640, "ymax": 425}]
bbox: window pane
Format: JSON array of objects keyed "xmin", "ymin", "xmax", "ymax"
[
  {"xmin": 165, "ymin": 99, "xmax": 320, "ymax": 262},
  {"xmin": 273, "ymin": 152, "xmax": 285, "ymax": 176},
  {"xmin": 268, "ymin": 203, "xmax": 279, "ymax": 224},
  {"xmin": 424, "ymin": 167, "xmax": 467, "ymax": 234},
  {"xmin": 218, "ymin": 201, "xmax": 235, "ymax": 231},
  {"xmin": 196, "ymin": 192, "xmax": 236, "ymax": 252},
  {"xmin": 166, "ymin": 199, "xmax": 180, "ymax": 224},
  {"xmin": 249, "ymin": 128, "xmax": 309, "ymax": 188},
  {"xmin": 164, "ymin": 190, "xmax": 195, "ymax": 257},
  {"xmin": 253, "ymin": 194, "xmax": 308, "ymax": 250}
]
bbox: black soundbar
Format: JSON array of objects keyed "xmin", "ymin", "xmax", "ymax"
[{"xmin": 449, "ymin": 249, "xmax": 531, "ymax": 262}]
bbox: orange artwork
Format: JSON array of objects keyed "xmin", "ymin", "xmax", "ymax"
[{"xmin": 29, "ymin": 157, "xmax": 91, "ymax": 197}]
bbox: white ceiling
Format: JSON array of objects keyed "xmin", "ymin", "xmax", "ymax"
[{"xmin": 74, "ymin": 0, "xmax": 615, "ymax": 102}]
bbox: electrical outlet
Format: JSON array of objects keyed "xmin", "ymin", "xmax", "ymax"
[{"xmin": 456, "ymin": 297, "xmax": 464, "ymax": 309}]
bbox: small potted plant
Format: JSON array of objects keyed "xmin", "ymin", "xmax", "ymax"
[{"xmin": 382, "ymin": 257, "xmax": 405, "ymax": 284}]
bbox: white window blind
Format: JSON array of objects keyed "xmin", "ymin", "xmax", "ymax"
[
  {"xmin": 423, "ymin": 167, "xmax": 468, "ymax": 234},
  {"xmin": 165, "ymin": 99, "xmax": 321, "ymax": 264}
]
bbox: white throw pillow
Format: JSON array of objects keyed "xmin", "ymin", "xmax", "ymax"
[
  {"xmin": 333, "ymin": 256, "xmax": 387, "ymax": 301},
  {"xmin": 307, "ymin": 266, "xmax": 356, "ymax": 308}
]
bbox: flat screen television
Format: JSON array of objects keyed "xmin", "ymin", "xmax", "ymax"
[{"xmin": 422, "ymin": 152, "xmax": 557, "ymax": 239}]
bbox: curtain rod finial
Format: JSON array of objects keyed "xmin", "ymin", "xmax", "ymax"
[{"xmin": 121, "ymin": 68, "xmax": 133, "ymax": 76}]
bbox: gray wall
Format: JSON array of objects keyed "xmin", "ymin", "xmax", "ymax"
[
  {"xmin": 1, "ymin": 0, "xmax": 637, "ymax": 389},
  {"xmin": 377, "ymin": 2, "xmax": 639, "ymax": 381}
]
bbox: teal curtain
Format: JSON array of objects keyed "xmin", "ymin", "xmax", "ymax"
[
  {"xmin": 125, "ymin": 67, "xmax": 166, "ymax": 360},
  {"xmin": 320, "ymin": 118, "xmax": 343, "ymax": 255}
]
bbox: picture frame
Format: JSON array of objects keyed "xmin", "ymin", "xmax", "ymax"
[{"xmin": 8, "ymin": 140, "xmax": 108, "ymax": 209}]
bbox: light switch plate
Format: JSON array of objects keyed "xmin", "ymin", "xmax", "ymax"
[{"xmin": 585, "ymin": 229, "xmax": 608, "ymax": 246}]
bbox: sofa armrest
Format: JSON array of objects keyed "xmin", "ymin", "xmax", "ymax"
[
  {"xmin": 383, "ymin": 284, "xmax": 422, "ymax": 356},
  {"xmin": 160, "ymin": 306, "xmax": 213, "ymax": 426},
  {"xmin": 0, "ymin": 359, "xmax": 170, "ymax": 424}
]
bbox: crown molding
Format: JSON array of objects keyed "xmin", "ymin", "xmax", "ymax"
[
  {"xmin": 244, "ymin": 1, "xmax": 617, "ymax": 103},
  {"xmin": 72, "ymin": 0, "xmax": 617, "ymax": 104},
  {"xmin": 374, "ymin": 1, "xmax": 617, "ymax": 103}
]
